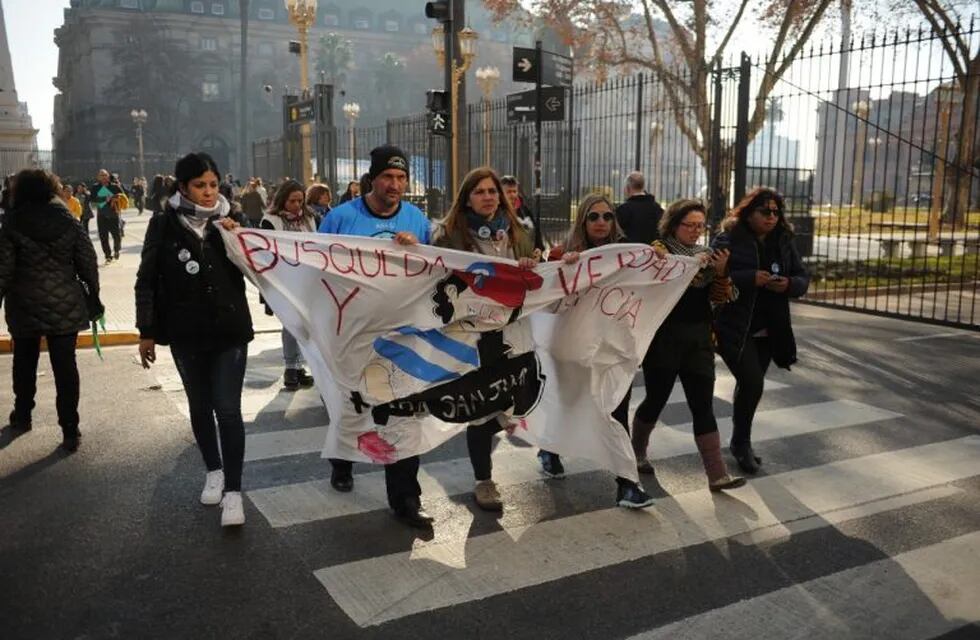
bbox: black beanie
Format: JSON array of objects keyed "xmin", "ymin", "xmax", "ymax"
[{"xmin": 368, "ymin": 145, "xmax": 409, "ymax": 181}]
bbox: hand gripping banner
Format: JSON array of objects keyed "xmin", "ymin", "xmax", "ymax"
[{"xmin": 221, "ymin": 227, "xmax": 698, "ymax": 482}]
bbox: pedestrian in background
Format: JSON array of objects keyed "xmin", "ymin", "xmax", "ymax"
[
  {"xmin": 135, "ymin": 152, "xmax": 253, "ymax": 527},
  {"xmin": 60, "ymin": 183, "xmax": 83, "ymax": 220},
  {"xmin": 305, "ymin": 183, "xmax": 332, "ymax": 224},
  {"xmin": 75, "ymin": 184, "xmax": 93, "ymax": 234},
  {"xmin": 131, "ymin": 177, "xmax": 146, "ymax": 215},
  {"xmin": 632, "ymin": 199, "xmax": 745, "ymax": 492},
  {"xmin": 89, "ymin": 169, "xmax": 123, "ymax": 264},
  {"xmin": 240, "ymin": 179, "xmax": 265, "ymax": 228},
  {"xmin": 500, "ymin": 174, "xmax": 544, "ymax": 253},
  {"xmin": 712, "ymin": 187, "xmax": 810, "ymax": 475},
  {"xmin": 0, "ymin": 169, "xmax": 103, "ymax": 452},
  {"xmin": 338, "ymin": 180, "xmax": 360, "ymax": 203},
  {"xmin": 262, "ymin": 180, "xmax": 318, "ymax": 391},
  {"xmin": 615, "ymin": 171, "xmax": 664, "ymax": 245}
]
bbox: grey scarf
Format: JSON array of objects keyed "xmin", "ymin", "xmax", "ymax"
[{"xmin": 168, "ymin": 192, "xmax": 231, "ymax": 238}]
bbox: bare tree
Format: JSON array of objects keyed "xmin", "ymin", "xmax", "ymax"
[{"xmin": 485, "ymin": 0, "xmax": 835, "ymax": 205}]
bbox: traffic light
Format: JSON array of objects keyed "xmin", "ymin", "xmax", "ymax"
[
  {"xmin": 424, "ymin": 1, "xmax": 451, "ymax": 23},
  {"xmin": 426, "ymin": 89, "xmax": 450, "ymax": 136}
]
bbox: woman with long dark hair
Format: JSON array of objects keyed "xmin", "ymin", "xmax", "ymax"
[
  {"xmin": 262, "ymin": 180, "xmax": 319, "ymax": 390},
  {"xmin": 135, "ymin": 152, "xmax": 253, "ymax": 527},
  {"xmin": 712, "ymin": 187, "xmax": 810, "ymax": 474},
  {"xmin": 338, "ymin": 180, "xmax": 360, "ymax": 204},
  {"xmin": 0, "ymin": 169, "xmax": 103, "ymax": 451},
  {"xmin": 432, "ymin": 167, "xmax": 538, "ymax": 511},
  {"xmin": 631, "ymin": 199, "xmax": 745, "ymax": 492},
  {"xmin": 538, "ymin": 193, "xmax": 656, "ymax": 508}
]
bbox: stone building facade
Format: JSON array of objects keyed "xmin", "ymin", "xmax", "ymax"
[{"xmin": 52, "ymin": 0, "xmax": 533, "ymax": 181}]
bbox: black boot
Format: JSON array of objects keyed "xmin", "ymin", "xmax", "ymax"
[
  {"xmin": 730, "ymin": 442, "xmax": 762, "ymax": 475},
  {"xmin": 60, "ymin": 427, "xmax": 81, "ymax": 453},
  {"xmin": 283, "ymin": 368, "xmax": 300, "ymax": 391},
  {"xmin": 297, "ymin": 367, "xmax": 315, "ymax": 388},
  {"xmin": 8, "ymin": 410, "xmax": 31, "ymax": 432}
]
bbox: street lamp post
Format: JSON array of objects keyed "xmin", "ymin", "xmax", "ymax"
[
  {"xmin": 475, "ymin": 66, "xmax": 500, "ymax": 166},
  {"xmin": 343, "ymin": 102, "xmax": 360, "ymax": 180},
  {"xmin": 130, "ymin": 108, "xmax": 148, "ymax": 181},
  {"xmin": 430, "ymin": 23, "xmax": 477, "ymax": 194},
  {"xmin": 284, "ymin": 0, "xmax": 317, "ymax": 185}
]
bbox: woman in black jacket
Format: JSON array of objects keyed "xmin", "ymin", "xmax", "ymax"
[
  {"xmin": 0, "ymin": 169, "xmax": 103, "ymax": 451},
  {"xmin": 711, "ymin": 187, "xmax": 810, "ymax": 474},
  {"xmin": 135, "ymin": 152, "xmax": 253, "ymax": 527}
]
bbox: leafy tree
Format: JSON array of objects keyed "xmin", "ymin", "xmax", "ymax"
[
  {"xmin": 315, "ymin": 32, "xmax": 354, "ymax": 89},
  {"xmin": 374, "ymin": 52, "xmax": 407, "ymax": 116},
  {"xmin": 484, "ymin": 0, "xmax": 835, "ymax": 207}
]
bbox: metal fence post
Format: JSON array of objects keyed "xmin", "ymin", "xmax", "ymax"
[
  {"xmin": 733, "ymin": 52, "xmax": 751, "ymax": 202},
  {"xmin": 634, "ymin": 73, "xmax": 644, "ymax": 171},
  {"xmin": 709, "ymin": 61, "xmax": 725, "ymax": 225}
]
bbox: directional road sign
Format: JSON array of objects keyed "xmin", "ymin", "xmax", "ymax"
[
  {"xmin": 287, "ymin": 99, "xmax": 315, "ymax": 126},
  {"xmin": 512, "ymin": 47, "xmax": 573, "ymax": 87},
  {"xmin": 506, "ymin": 87, "xmax": 566, "ymax": 124}
]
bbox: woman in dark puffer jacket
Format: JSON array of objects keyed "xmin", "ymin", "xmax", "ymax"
[
  {"xmin": 0, "ymin": 169, "xmax": 103, "ymax": 451},
  {"xmin": 711, "ymin": 187, "xmax": 810, "ymax": 474}
]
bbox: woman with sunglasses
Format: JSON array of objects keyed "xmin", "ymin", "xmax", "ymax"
[
  {"xmin": 631, "ymin": 199, "xmax": 746, "ymax": 492},
  {"xmin": 539, "ymin": 194, "xmax": 656, "ymax": 508},
  {"xmin": 432, "ymin": 167, "xmax": 538, "ymax": 512},
  {"xmin": 711, "ymin": 187, "xmax": 810, "ymax": 474}
]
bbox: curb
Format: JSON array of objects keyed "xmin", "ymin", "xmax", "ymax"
[{"xmin": 0, "ymin": 331, "xmax": 141, "ymax": 354}]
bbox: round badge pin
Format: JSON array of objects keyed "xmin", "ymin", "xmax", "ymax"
[
  {"xmin": 178, "ymin": 249, "xmax": 191, "ymax": 263},
  {"xmin": 185, "ymin": 260, "xmax": 200, "ymax": 275},
  {"xmin": 477, "ymin": 226, "xmax": 492, "ymax": 240},
  {"xmin": 771, "ymin": 262, "xmax": 781, "ymax": 275}
]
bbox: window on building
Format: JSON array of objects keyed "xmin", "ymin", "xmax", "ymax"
[
  {"xmin": 324, "ymin": 14, "xmax": 339, "ymax": 26},
  {"xmin": 202, "ymin": 74, "xmax": 220, "ymax": 101},
  {"xmin": 120, "ymin": 0, "xmax": 139, "ymax": 8},
  {"xmin": 190, "ymin": 1, "xmax": 205, "ymax": 14},
  {"xmin": 201, "ymin": 37, "xmax": 217, "ymax": 51},
  {"xmin": 257, "ymin": 7, "xmax": 274, "ymax": 20},
  {"xmin": 384, "ymin": 20, "xmax": 399, "ymax": 32},
  {"xmin": 353, "ymin": 18, "xmax": 370, "ymax": 30},
  {"xmin": 211, "ymin": 3, "xmax": 224, "ymax": 15}
]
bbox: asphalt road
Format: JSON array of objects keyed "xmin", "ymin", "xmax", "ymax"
[{"xmin": 1, "ymin": 304, "xmax": 979, "ymax": 639}]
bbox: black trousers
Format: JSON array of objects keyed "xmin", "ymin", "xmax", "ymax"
[
  {"xmin": 97, "ymin": 212, "xmax": 121, "ymax": 259},
  {"xmin": 171, "ymin": 343, "xmax": 248, "ymax": 491},
  {"xmin": 12, "ymin": 333, "xmax": 80, "ymax": 436},
  {"xmin": 330, "ymin": 456, "xmax": 422, "ymax": 510},
  {"xmin": 634, "ymin": 322, "xmax": 718, "ymax": 437},
  {"xmin": 721, "ymin": 336, "xmax": 772, "ymax": 446},
  {"xmin": 467, "ymin": 417, "xmax": 504, "ymax": 482}
]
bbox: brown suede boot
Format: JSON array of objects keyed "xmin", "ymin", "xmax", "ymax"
[
  {"xmin": 631, "ymin": 418, "xmax": 657, "ymax": 474},
  {"xmin": 695, "ymin": 431, "xmax": 746, "ymax": 492}
]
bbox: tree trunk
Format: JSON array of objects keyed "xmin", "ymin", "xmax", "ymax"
[{"xmin": 946, "ymin": 55, "xmax": 980, "ymax": 228}]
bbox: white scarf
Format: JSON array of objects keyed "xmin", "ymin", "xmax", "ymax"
[{"xmin": 169, "ymin": 192, "xmax": 231, "ymax": 239}]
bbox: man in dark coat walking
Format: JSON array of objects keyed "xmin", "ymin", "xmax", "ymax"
[{"xmin": 615, "ymin": 171, "xmax": 665, "ymax": 245}]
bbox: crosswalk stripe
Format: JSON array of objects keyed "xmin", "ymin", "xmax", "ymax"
[
  {"xmin": 626, "ymin": 529, "xmax": 980, "ymax": 640},
  {"xmin": 242, "ymin": 375, "xmax": 789, "ymax": 463},
  {"xmin": 312, "ymin": 436, "xmax": 980, "ymax": 627},
  {"xmin": 247, "ymin": 399, "xmax": 900, "ymax": 527}
]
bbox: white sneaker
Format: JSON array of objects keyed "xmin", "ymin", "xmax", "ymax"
[
  {"xmin": 221, "ymin": 491, "xmax": 245, "ymax": 527},
  {"xmin": 200, "ymin": 470, "xmax": 224, "ymax": 505}
]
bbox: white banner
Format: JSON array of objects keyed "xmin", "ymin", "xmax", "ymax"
[{"xmin": 220, "ymin": 228, "xmax": 698, "ymax": 482}]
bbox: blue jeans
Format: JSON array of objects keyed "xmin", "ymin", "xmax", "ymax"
[
  {"xmin": 281, "ymin": 329, "xmax": 305, "ymax": 368},
  {"xmin": 171, "ymin": 343, "xmax": 248, "ymax": 491}
]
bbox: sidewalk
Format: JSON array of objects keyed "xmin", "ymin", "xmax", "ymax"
[{"xmin": 0, "ymin": 209, "xmax": 280, "ymax": 349}]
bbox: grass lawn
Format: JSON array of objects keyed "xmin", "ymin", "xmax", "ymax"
[
  {"xmin": 809, "ymin": 252, "xmax": 980, "ymax": 290},
  {"xmin": 810, "ymin": 206, "xmax": 980, "ymax": 237}
]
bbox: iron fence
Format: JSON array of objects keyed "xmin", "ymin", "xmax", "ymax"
[{"xmin": 247, "ymin": 19, "xmax": 978, "ymax": 329}]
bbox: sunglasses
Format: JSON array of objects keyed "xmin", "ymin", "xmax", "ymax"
[
  {"xmin": 755, "ymin": 208, "xmax": 780, "ymax": 218},
  {"xmin": 587, "ymin": 211, "xmax": 615, "ymax": 222}
]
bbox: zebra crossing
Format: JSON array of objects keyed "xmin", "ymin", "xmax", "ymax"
[{"xmin": 153, "ymin": 332, "xmax": 980, "ymax": 637}]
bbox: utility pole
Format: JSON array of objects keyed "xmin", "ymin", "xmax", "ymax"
[{"xmin": 239, "ymin": 0, "xmax": 249, "ymax": 178}]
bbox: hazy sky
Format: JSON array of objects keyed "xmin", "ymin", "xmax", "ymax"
[{"xmin": 6, "ymin": 0, "xmax": 72, "ymax": 148}]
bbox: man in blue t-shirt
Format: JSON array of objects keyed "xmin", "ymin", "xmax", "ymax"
[{"xmin": 319, "ymin": 144, "xmax": 434, "ymax": 529}]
